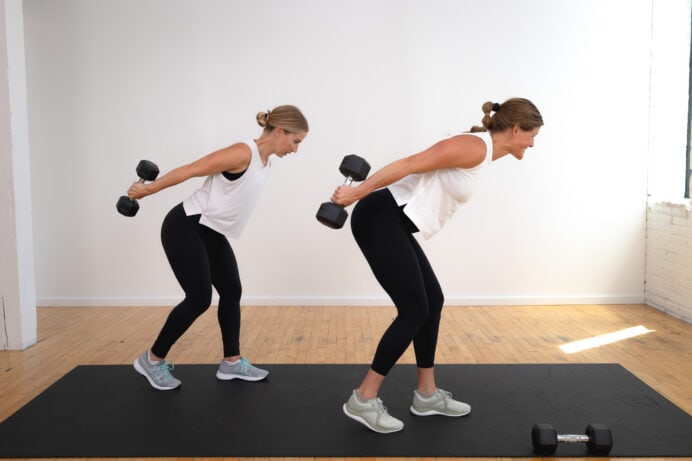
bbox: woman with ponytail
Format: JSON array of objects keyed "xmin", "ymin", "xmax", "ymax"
[
  {"xmin": 335, "ymin": 98, "xmax": 543, "ymax": 433},
  {"xmin": 129, "ymin": 105, "xmax": 308, "ymax": 390}
]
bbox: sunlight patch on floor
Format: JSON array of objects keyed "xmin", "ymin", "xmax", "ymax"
[{"xmin": 559, "ymin": 325, "xmax": 655, "ymax": 353}]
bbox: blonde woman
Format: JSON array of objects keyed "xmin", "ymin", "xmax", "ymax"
[{"xmin": 129, "ymin": 105, "xmax": 309, "ymax": 390}]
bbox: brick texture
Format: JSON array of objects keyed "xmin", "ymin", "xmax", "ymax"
[{"xmin": 645, "ymin": 199, "xmax": 692, "ymax": 323}]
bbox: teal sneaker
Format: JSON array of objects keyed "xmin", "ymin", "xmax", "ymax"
[
  {"xmin": 410, "ymin": 388, "xmax": 471, "ymax": 416},
  {"xmin": 216, "ymin": 357, "xmax": 268, "ymax": 381},
  {"xmin": 133, "ymin": 351, "xmax": 181, "ymax": 391}
]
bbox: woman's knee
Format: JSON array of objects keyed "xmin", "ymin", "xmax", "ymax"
[
  {"xmin": 213, "ymin": 270, "xmax": 242, "ymax": 301},
  {"xmin": 429, "ymin": 291, "xmax": 444, "ymax": 315},
  {"xmin": 398, "ymin": 304, "xmax": 432, "ymax": 332},
  {"xmin": 183, "ymin": 290, "xmax": 213, "ymax": 314},
  {"xmin": 216, "ymin": 285, "xmax": 241, "ymax": 305}
]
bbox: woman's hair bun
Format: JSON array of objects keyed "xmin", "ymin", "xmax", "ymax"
[{"xmin": 256, "ymin": 111, "xmax": 271, "ymax": 128}]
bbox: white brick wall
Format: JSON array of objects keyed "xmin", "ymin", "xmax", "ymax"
[{"xmin": 645, "ymin": 199, "xmax": 692, "ymax": 323}]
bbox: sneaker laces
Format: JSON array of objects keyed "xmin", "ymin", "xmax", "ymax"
[
  {"xmin": 437, "ymin": 389, "xmax": 454, "ymax": 411},
  {"xmin": 374, "ymin": 397, "xmax": 392, "ymax": 416},
  {"xmin": 238, "ymin": 357, "xmax": 250, "ymax": 373},
  {"xmin": 438, "ymin": 389, "xmax": 453, "ymax": 399},
  {"xmin": 155, "ymin": 360, "xmax": 175, "ymax": 379}
]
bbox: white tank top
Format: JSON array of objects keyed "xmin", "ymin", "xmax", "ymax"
[
  {"xmin": 183, "ymin": 139, "xmax": 270, "ymax": 239},
  {"xmin": 388, "ymin": 131, "xmax": 493, "ymax": 240}
]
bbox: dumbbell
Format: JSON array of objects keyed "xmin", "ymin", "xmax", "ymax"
[
  {"xmin": 531, "ymin": 423, "xmax": 613, "ymax": 456},
  {"xmin": 316, "ymin": 154, "xmax": 370, "ymax": 229},
  {"xmin": 116, "ymin": 160, "xmax": 159, "ymax": 217}
]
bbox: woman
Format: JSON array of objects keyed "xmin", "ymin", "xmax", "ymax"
[
  {"xmin": 129, "ymin": 105, "xmax": 309, "ymax": 390},
  {"xmin": 333, "ymin": 98, "xmax": 543, "ymax": 433}
]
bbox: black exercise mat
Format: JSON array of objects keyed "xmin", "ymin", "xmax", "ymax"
[{"xmin": 0, "ymin": 363, "xmax": 690, "ymax": 458}]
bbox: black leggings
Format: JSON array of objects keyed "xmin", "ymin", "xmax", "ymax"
[
  {"xmin": 351, "ymin": 189, "xmax": 444, "ymax": 376},
  {"xmin": 151, "ymin": 203, "xmax": 242, "ymax": 359}
]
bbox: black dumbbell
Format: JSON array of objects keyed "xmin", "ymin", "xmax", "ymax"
[
  {"xmin": 116, "ymin": 160, "xmax": 159, "ymax": 217},
  {"xmin": 316, "ymin": 154, "xmax": 370, "ymax": 229},
  {"xmin": 532, "ymin": 423, "xmax": 613, "ymax": 456}
]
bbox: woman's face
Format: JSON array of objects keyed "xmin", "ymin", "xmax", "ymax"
[
  {"xmin": 275, "ymin": 129, "xmax": 308, "ymax": 157},
  {"xmin": 509, "ymin": 126, "xmax": 541, "ymax": 160}
]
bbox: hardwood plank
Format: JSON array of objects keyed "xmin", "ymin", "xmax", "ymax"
[{"xmin": 0, "ymin": 304, "xmax": 690, "ymax": 461}]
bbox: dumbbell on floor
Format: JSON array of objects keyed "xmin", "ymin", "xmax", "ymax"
[
  {"xmin": 316, "ymin": 154, "xmax": 370, "ymax": 229},
  {"xmin": 532, "ymin": 423, "xmax": 613, "ymax": 456},
  {"xmin": 116, "ymin": 160, "xmax": 159, "ymax": 217}
]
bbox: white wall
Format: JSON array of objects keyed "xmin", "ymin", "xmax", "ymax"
[{"xmin": 23, "ymin": 0, "xmax": 655, "ymax": 307}]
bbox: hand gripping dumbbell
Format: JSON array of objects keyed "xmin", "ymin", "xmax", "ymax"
[
  {"xmin": 316, "ymin": 154, "xmax": 371, "ymax": 229},
  {"xmin": 531, "ymin": 423, "xmax": 613, "ymax": 456},
  {"xmin": 116, "ymin": 160, "xmax": 159, "ymax": 217}
]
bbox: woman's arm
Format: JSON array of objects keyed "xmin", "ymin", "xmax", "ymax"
[
  {"xmin": 332, "ymin": 134, "xmax": 487, "ymax": 207},
  {"xmin": 127, "ymin": 143, "xmax": 252, "ymax": 200}
]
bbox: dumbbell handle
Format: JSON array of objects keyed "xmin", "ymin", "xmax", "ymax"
[
  {"xmin": 124, "ymin": 177, "xmax": 147, "ymax": 202},
  {"xmin": 557, "ymin": 434, "xmax": 591, "ymax": 443},
  {"xmin": 329, "ymin": 175, "xmax": 357, "ymax": 204}
]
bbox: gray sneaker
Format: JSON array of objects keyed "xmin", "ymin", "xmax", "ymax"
[
  {"xmin": 410, "ymin": 388, "xmax": 471, "ymax": 417},
  {"xmin": 133, "ymin": 351, "xmax": 181, "ymax": 391},
  {"xmin": 343, "ymin": 390, "xmax": 404, "ymax": 434},
  {"xmin": 216, "ymin": 357, "xmax": 268, "ymax": 381}
]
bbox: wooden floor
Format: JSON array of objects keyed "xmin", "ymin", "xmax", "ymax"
[{"xmin": 0, "ymin": 303, "xmax": 690, "ymax": 461}]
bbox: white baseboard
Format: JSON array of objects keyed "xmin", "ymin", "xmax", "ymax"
[{"xmin": 36, "ymin": 294, "xmax": 646, "ymax": 307}]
